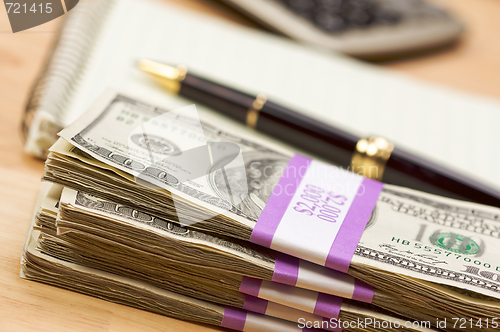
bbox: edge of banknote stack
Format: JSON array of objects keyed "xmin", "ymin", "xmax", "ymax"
[{"xmin": 21, "ymin": 90, "xmax": 500, "ymax": 332}]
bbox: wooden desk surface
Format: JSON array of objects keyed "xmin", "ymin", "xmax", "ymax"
[{"xmin": 0, "ymin": 0, "xmax": 499, "ymax": 331}]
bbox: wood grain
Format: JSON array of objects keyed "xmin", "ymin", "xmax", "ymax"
[
  {"xmin": 0, "ymin": 0, "xmax": 499, "ymax": 331},
  {"xmin": 383, "ymin": 0, "xmax": 500, "ymax": 99}
]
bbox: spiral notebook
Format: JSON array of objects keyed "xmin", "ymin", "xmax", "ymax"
[{"xmin": 23, "ymin": 0, "xmax": 500, "ymax": 191}]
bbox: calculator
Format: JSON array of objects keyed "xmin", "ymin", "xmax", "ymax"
[{"xmin": 219, "ymin": 0, "xmax": 464, "ymax": 59}]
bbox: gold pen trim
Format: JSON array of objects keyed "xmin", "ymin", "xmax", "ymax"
[
  {"xmin": 351, "ymin": 136, "xmax": 394, "ymax": 181},
  {"xmin": 246, "ymin": 93, "xmax": 267, "ymax": 129},
  {"xmin": 137, "ymin": 59, "xmax": 187, "ymax": 94}
]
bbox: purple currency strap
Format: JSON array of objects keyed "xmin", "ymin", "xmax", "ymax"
[
  {"xmin": 325, "ymin": 178, "xmax": 383, "ymax": 273},
  {"xmin": 242, "ymin": 295, "xmax": 268, "ymax": 315},
  {"xmin": 221, "ymin": 307, "xmax": 247, "ymax": 331},
  {"xmin": 313, "ymin": 293, "xmax": 343, "ymax": 319},
  {"xmin": 239, "ymin": 276, "xmax": 263, "ymax": 297},
  {"xmin": 272, "ymin": 252, "xmax": 300, "ymax": 286},
  {"xmin": 250, "ymin": 154, "xmax": 311, "ymax": 247},
  {"xmin": 353, "ymin": 279, "xmax": 375, "ymax": 303}
]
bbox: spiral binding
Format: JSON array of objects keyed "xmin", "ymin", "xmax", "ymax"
[{"xmin": 23, "ymin": 0, "xmax": 115, "ymax": 159}]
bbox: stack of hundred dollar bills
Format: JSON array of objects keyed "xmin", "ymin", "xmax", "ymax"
[{"xmin": 22, "ymin": 91, "xmax": 500, "ymax": 332}]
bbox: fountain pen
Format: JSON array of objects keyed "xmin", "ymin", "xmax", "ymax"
[{"xmin": 138, "ymin": 59, "xmax": 500, "ymax": 207}]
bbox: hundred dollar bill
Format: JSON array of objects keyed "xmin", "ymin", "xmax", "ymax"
[
  {"xmin": 50, "ymin": 91, "xmax": 500, "ymax": 327},
  {"xmin": 57, "ymin": 185, "xmax": 377, "ymax": 302},
  {"xmin": 22, "ymin": 208, "xmax": 314, "ymax": 331},
  {"xmin": 59, "ymin": 91, "xmax": 292, "ymax": 231},
  {"xmin": 26, "ymin": 183, "xmax": 436, "ymax": 332},
  {"xmin": 349, "ymin": 186, "xmax": 500, "ymax": 326},
  {"xmin": 53, "ymin": 183, "xmax": 500, "ymax": 329}
]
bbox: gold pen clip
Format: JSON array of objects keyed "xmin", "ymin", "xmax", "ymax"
[
  {"xmin": 351, "ymin": 136, "xmax": 394, "ymax": 181},
  {"xmin": 246, "ymin": 93, "xmax": 267, "ymax": 129}
]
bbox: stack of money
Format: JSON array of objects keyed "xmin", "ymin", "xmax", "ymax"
[
  {"xmin": 23, "ymin": 194, "xmax": 309, "ymax": 332},
  {"xmin": 24, "ymin": 182, "xmax": 434, "ymax": 332},
  {"xmin": 23, "ymin": 91, "xmax": 500, "ymax": 331}
]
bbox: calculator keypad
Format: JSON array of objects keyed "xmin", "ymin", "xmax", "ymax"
[{"xmin": 278, "ymin": 0, "xmax": 448, "ymax": 33}]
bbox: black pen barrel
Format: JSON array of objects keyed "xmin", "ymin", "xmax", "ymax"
[
  {"xmin": 257, "ymin": 101, "xmax": 358, "ymax": 168},
  {"xmin": 385, "ymin": 148, "xmax": 500, "ymax": 206},
  {"xmin": 180, "ymin": 73, "xmax": 254, "ymax": 123},
  {"xmin": 179, "ymin": 73, "xmax": 358, "ymax": 167},
  {"xmin": 178, "ymin": 72, "xmax": 500, "ymax": 207}
]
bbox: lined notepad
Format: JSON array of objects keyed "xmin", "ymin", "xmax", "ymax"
[{"xmin": 25, "ymin": 0, "xmax": 500, "ymax": 190}]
